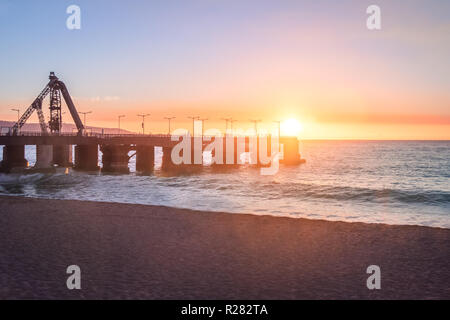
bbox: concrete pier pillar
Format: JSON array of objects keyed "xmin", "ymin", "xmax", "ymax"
[
  {"xmin": 212, "ymin": 136, "xmax": 239, "ymax": 168},
  {"xmin": 226, "ymin": 136, "xmax": 240, "ymax": 165},
  {"xmin": 161, "ymin": 146, "xmax": 201, "ymax": 173},
  {"xmin": 35, "ymin": 145, "xmax": 54, "ymax": 169},
  {"xmin": 161, "ymin": 147, "xmax": 176, "ymax": 171},
  {"xmin": 210, "ymin": 142, "xmax": 221, "ymax": 166},
  {"xmin": 53, "ymin": 145, "xmax": 73, "ymax": 167},
  {"xmin": 101, "ymin": 144, "xmax": 130, "ymax": 173},
  {"xmin": 0, "ymin": 145, "xmax": 28, "ymax": 172},
  {"xmin": 256, "ymin": 135, "xmax": 272, "ymax": 167},
  {"xmin": 136, "ymin": 145, "xmax": 155, "ymax": 173},
  {"xmin": 189, "ymin": 137, "xmax": 203, "ymax": 172},
  {"xmin": 245, "ymin": 136, "xmax": 259, "ymax": 165},
  {"xmin": 245, "ymin": 136, "xmax": 250, "ymax": 153},
  {"xmin": 192, "ymin": 137, "xmax": 203, "ymax": 164},
  {"xmin": 279, "ymin": 137, "xmax": 303, "ymax": 165},
  {"xmin": 74, "ymin": 145, "xmax": 100, "ymax": 171},
  {"xmin": 233, "ymin": 137, "xmax": 241, "ymax": 165}
]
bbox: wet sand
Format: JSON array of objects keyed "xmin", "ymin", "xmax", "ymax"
[{"xmin": 0, "ymin": 195, "xmax": 448, "ymax": 299}]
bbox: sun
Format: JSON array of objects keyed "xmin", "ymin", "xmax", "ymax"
[{"xmin": 281, "ymin": 118, "xmax": 303, "ymax": 137}]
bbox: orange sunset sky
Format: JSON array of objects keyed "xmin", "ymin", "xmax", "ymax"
[{"xmin": 0, "ymin": 0, "xmax": 449, "ymax": 139}]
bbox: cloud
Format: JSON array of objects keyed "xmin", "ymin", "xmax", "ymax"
[
  {"xmin": 104, "ymin": 96, "xmax": 120, "ymax": 101},
  {"xmin": 89, "ymin": 96, "xmax": 120, "ymax": 102}
]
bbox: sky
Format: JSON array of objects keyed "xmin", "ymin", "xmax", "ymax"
[{"xmin": 0, "ymin": 0, "xmax": 449, "ymax": 139}]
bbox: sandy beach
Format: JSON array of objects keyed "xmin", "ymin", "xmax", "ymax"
[{"xmin": 0, "ymin": 195, "xmax": 448, "ymax": 300}]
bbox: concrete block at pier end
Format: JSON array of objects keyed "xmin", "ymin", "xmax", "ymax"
[{"xmin": 279, "ymin": 137, "xmax": 303, "ymax": 165}]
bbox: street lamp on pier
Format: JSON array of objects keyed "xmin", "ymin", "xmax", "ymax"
[
  {"xmin": 273, "ymin": 120, "xmax": 281, "ymax": 138},
  {"xmin": 79, "ymin": 111, "xmax": 92, "ymax": 128},
  {"xmin": 138, "ymin": 114, "xmax": 150, "ymax": 135},
  {"xmin": 164, "ymin": 117, "xmax": 176, "ymax": 135},
  {"xmin": 229, "ymin": 118, "xmax": 237, "ymax": 134},
  {"xmin": 188, "ymin": 116, "xmax": 200, "ymax": 136},
  {"xmin": 199, "ymin": 118, "xmax": 208, "ymax": 137},
  {"xmin": 11, "ymin": 108, "xmax": 20, "ymax": 134},
  {"xmin": 249, "ymin": 119, "xmax": 262, "ymax": 136},
  {"xmin": 118, "ymin": 115, "xmax": 125, "ymax": 134}
]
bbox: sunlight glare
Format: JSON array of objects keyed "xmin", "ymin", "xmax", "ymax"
[{"xmin": 281, "ymin": 118, "xmax": 303, "ymax": 137}]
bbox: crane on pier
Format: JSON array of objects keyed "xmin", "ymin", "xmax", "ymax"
[{"xmin": 11, "ymin": 72, "xmax": 85, "ymax": 135}]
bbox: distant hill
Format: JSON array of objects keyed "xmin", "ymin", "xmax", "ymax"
[{"xmin": 0, "ymin": 120, "xmax": 135, "ymax": 134}]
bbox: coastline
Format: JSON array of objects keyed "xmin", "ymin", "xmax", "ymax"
[{"xmin": 0, "ymin": 195, "xmax": 449, "ymax": 299}]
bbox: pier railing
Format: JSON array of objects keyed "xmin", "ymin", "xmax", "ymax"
[
  {"xmin": 0, "ymin": 130, "xmax": 269, "ymax": 139},
  {"xmin": 0, "ymin": 131, "xmax": 173, "ymax": 138}
]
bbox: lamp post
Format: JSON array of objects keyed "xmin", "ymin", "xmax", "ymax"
[
  {"xmin": 164, "ymin": 117, "xmax": 176, "ymax": 135},
  {"xmin": 250, "ymin": 119, "xmax": 262, "ymax": 136},
  {"xmin": 60, "ymin": 111, "xmax": 66, "ymax": 133},
  {"xmin": 138, "ymin": 114, "xmax": 150, "ymax": 135},
  {"xmin": 11, "ymin": 108, "xmax": 20, "ymax": 134},
  {"xmin": 221, "ymin": 117, "xmax": 231, "ymax": 132},
  {"xmin": 199, "ymin": 118, "xmax": 208, "ymax": 137},
  {"xmin": 118, "ymin": 115, "xmax": 125, "ymax": 134},
  {"xmin": 229, "ymin": 118, "xmax": 237, "ymax": 133},
  {"xmin": 273, "ymin": 120, "xmax": 281, "ymax": 138},
  {"xmin": 11, "ymin": 108, "xmax": 20, "ymax": 123},
  {"xmin": 188, "ymin": 116, "xmax": 199, "ymax": 136},
  {"xmin": 79, "ymin": 111, "xmax": 92, "ymax": 128}
]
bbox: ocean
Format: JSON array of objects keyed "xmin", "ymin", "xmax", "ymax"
[{"xmin": 1, "ymin": 140, "xmax": 449, "ymax": 228}]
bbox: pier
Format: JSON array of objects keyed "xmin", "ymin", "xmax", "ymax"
[
  {"xmin": 0, "ymin": 72, "xmax": 304, "ymax": 174},
  {"xmin": 0, "ymin": 133, "xmax": 304, "ymax": 173}
]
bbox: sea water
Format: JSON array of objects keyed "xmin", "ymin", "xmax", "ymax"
[{"xmin": 0, "ymin": 140, "xmax": 449, "ymax": 228}]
